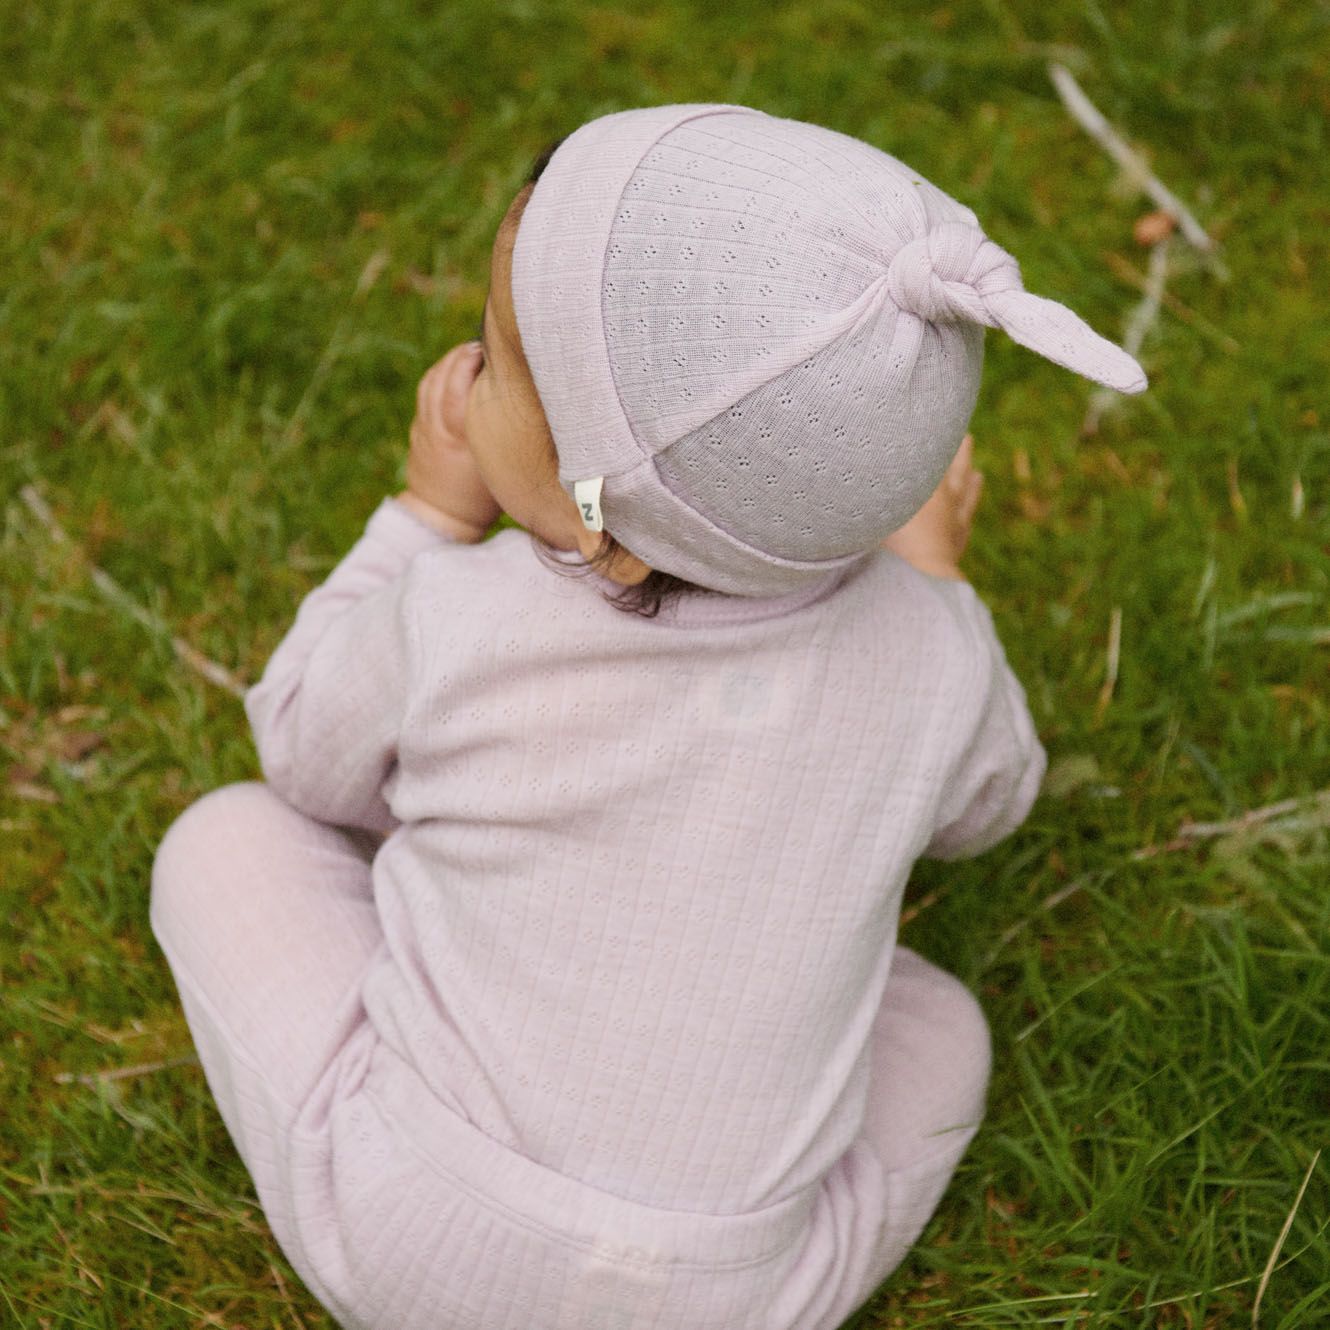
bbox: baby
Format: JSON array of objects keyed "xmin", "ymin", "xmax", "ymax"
[{"xmin": 151, "ymin": 103, "xmax": 1145, "ymax": 1330}]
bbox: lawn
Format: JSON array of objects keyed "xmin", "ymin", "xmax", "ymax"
[{"xmin": 2, "ymin": 0, "xmax": 1328, "ymax": 1325}]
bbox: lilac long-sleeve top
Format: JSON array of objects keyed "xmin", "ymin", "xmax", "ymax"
[{"xmin": 244, "ymin": 496, "xmax": 1046, "ymax": 1215}]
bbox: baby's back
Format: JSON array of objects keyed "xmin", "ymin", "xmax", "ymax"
[{"xmin": 362, "ymin": 529, "xmax": 993, "ymax": 1215}]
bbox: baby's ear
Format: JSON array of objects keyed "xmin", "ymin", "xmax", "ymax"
[
  {"xmin": 609, "ymin": 549, "xmax": 653, "ymax": 586},
  {"xmin": 576, "ymin": 527, "xmax": 652, "ymax": 585},
  {"xmin": 573, "ymin": 523, "xmax": 603, "ymax": 563}
]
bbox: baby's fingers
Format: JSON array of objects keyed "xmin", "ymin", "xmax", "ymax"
[
  {"xmin": 416, "ymin": 342, "xmax": 482, "ymax": 443},
  {"xmin": 416, "ymin": 354, "xmax": 450, "ymax": 420},
  {"xmin": 439, "ymin": 342, "xmax": 483, "ymax": 440}
]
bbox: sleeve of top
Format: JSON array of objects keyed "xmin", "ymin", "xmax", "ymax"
[
  {"xmin": 243, "ymin": 497, "xmax": 456, "ymax": 834},
  {"xmin": 922, "ymin": 579, "xmax": 1048, "ymax": 862}
]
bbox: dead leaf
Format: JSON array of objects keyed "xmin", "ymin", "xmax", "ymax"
[
  {"xmin": 12, "ymin": 781, "xmax": 58, "ymax": 803},
  {"xmin": 1133, "ymin": 209, "xmax": 1177, "ymax": 246},
  {"xmin": 53, "ymin": 730, "xmax": 105, "ymax": 762},
  {"xmin": 1018, "ymin": 492, "xmax": 1051, "ymax": 522},
  {"xmin": 54, "ymin": 705, "xmax": 106, "ymax": 724},
  {"xmin": 397, "ymin": 269, "xmax": 438, "ymax": 297}
]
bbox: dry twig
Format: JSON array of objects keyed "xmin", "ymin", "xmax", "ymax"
[
  {"xmin": 1134, "ymin": 788, "xmax": 1330, "ymax": 858},
  {"xmin": 279, "ymin": 247, "xmax": 390, "ymax": 451},
  {"xmin": 1095, "ymin": 605, "xmax": 1123, "ymax": 718},
  {"xmin": 1048, "ymin": 62, "xmax": 1224, "ymax": 271},
  {"xmin": 19, "ymin": 484, "xmax": 248, "ymax": 700},
  {"xmin": 1252, "ymin": 1149, "xmax": 1321, "ymax": 1327},
  {"xmin": 976, "ymin": 787, "xmax": 1330, "ymax": 965},
  {"xmin": 981, "ymin": 870, "xmax": 1108, "ymax": 966},
  {"xmin": 1100, "ymin": 250, "xmax": 1240, "ymax": 353},
  {"xmin": 899, "ymin": 888, "xmax": 943, "ymax": 928},
  {"xmin": 54, "ymin": 1054, "xmax": 200, "ymax": 1087}
]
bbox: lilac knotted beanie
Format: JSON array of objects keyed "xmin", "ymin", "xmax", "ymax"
[{"xmin": 510, "ymin": 103, "xmax": 1147, "ymax": 598}]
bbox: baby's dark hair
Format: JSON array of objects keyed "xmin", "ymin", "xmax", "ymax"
[{"xmin": 520, "ymin": 137, "xmax": 709, "ymax": 620}]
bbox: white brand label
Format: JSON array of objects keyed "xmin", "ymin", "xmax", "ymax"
[{"xmin": 574, "ymin": 476, "xmax": 605, "ymax": 532}]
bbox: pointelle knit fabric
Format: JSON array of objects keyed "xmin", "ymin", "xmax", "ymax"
[
  {"xmin": 512, "ymin": 103, "xmax": 1147, "ymax": 597},
  {"xmin": 152, "ymin": 496, "xmax": 1046, "ymax": 1328}
]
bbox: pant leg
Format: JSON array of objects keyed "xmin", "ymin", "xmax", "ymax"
[
  {"xmin": 149, "ymin": 780, "xmax": 385, "ymax": 1313},
  {"xmin": 772, "ymin": 945, "xmax": 991, "ymax": 1330},
  {"xmin": 860, "ymin": 944, "xmax": 992, "ymax": 1165}
]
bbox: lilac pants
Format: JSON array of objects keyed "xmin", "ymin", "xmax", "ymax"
[{"xmin": 150, "ymin": 782, "xmax": 990, "ymax": 1330}]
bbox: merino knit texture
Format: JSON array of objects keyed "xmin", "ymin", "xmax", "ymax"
[
  {"xmin": 246, "ymin": 495, "xmax": 1042, "ymax": 1207},
  {"xmin": 511, "ymin": 104, "xmax": 1147, "ymax": 597},
  {"xmin": 153, "ymin": 495, "xmax": 1045, "ymax": 1328}
]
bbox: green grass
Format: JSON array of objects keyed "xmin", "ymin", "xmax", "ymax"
[{"xmin": 3, "ymin": 0, "xmax": 1329, "ymax": 1324}]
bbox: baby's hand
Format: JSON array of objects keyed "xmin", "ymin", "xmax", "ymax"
[
  {"xmin": 399, "ymin": 343, "xmax": 502, "ymax": 543},
  {"xmin": 880, "ymin": 433, "xmax": 983, "ymax": 581}
]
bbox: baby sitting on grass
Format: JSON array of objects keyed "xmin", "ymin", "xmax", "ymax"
[{"xmin": 151, "ymin": 102, "xmax": 1145, "ymax": 1330}]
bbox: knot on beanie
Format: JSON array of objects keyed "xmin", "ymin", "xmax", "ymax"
[
  {"xmin": 885, "ymin": 221, "xmax": 1023, "ymax": 327},
  {"xmin": 511, "ymin": 104, "xmax": 1149, "ymax": 599}
]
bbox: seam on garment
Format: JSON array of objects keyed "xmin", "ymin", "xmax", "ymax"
[
  {"xmin": 361, "ymin": 1080, "xmax": 797, "ymax": 1273},
  {"xmin": 863, "ymin": 1121, "xmax": 983, "ymax": 1181},
  {"xmin": 157, "ymin": 927, "xmax": 380, "ymax": 1140}
]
